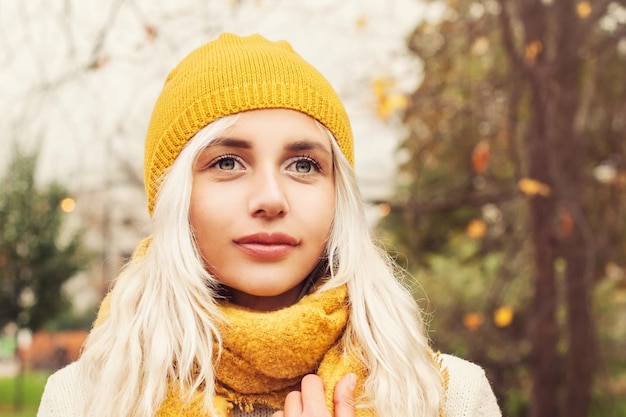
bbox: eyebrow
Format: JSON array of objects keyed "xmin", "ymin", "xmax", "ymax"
[
  {"xmin": 209, "ymin": 137, "xmax": 251, "ymax": 149},
  {"xmin": 209, "ymin": 136, "xmax": 332, "ymax": 158},
  {"xmin": 285, "ymin": 139, "xmax": 332, "ymax": 157}
]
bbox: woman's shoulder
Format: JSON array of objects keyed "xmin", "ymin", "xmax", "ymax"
[
  {"xmin": 438, "ymin": 353, "xmax": 502, "ymax": 417},
  {"xmin": 37, "ymin": 361, "xmax": 87, "ymax": 417}
]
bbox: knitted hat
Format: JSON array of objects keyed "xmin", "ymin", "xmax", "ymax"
[{"xmin": 144, "ymin": 32, "xmax": 354, "ymax": 215}]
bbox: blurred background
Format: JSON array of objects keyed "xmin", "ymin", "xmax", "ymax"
[{"xmin": 0, "ymin": 1, "xmax": 625, "ymax": 416}]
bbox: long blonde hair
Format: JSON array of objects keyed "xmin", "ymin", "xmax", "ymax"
[{"xmin": 79, "ymin": 114, "xmax": 444, "ymax": 417}]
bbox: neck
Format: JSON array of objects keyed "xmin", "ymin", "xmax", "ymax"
[{"xmin": 225, "ymin": 282, "xmax": 305, "ymax": 311}]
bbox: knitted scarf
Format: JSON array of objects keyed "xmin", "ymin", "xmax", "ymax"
[
  {"xmin": 207, "ymin": 284, "xmax": 367, "ymax": 417},
  {"xmin": 95, "ymin": 284, "xmax": 370, "ymax": 417}
]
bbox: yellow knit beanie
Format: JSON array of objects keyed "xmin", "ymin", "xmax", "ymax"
[{"xmin": 144, "ymin": 32, "xmax": 354, "ymax": 215}]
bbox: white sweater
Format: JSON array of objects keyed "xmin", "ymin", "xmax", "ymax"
[{"xmin": 38, "ymin": 353, "xmax": 501, "ymax": 417}]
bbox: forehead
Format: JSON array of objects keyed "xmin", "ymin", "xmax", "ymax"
[
  {"xmin": 192, "ymin": 109, "xmax": 336, "ymax": 165},
  {"xmin": 223, "ymin": 109, "xmax": 331, "ymax": 143}
]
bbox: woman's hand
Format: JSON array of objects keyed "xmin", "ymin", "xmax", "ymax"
[{"xmin": 273, "ymin": 373, "xmax": 356, "ymax": 417}]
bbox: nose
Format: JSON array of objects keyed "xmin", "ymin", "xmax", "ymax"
[{"xmin": 248, "ymin": 168, "xmax": 289, "ymax": 218}]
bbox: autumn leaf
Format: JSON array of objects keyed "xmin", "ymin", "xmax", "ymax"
[
  {"xmin": 377, "ymin": 95, "xmax": 408, "ymax": 119},
  {"xmin": 89, "ymin": 55, "xmax": 109, "ymax": 70},
  {"xmin": 494, "ymin": 306, "xmax": 514, "ymax": 328},
  {"xmin": 576, "ymin": 1, "xmax": 591, "ymax": 18},
  {"xmin": 471, "ymin": 36, "xmax": 490, "ymax": 56},
  {"xmin": 60, "ymin": 197, "xmax": 76, "ymax": 213},
  {"xmin": 471, "ymin": 140, "xmax": 490, "ymax": 173},
  {"xmin": 463, "ymin": 312, "xmax": 485, "ymax": 331},
  {"xmin": 466, "ymin": 219, "xmax": 487, "ymax": 239},
  {"xmin": 524, "ymin": 40, "xmax": 543, "ymax": 64},
  {"xmin": 377, "ymin": 203, "xmax": 391, "ymax": 217},
  {"xmin": 518, "ymin": 178, "xmax": 551, "ymax": 197},
  {"xmin": 144, "ymin": 25, "xmax": 158, "ymax": 40},
  {"xmin": 371, "ymin": 78, "xmax": 392, "ymax": 98},
  {"xmin": 559, "ymin": 209, "xmax": 574, "ymax": 236},
  {"xmin": 371, "ymin": 77, "xmax": 408, "ymax": 120}
]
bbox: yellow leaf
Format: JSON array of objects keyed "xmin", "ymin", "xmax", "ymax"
[
  {"xmin": 466, "ymin": 219, "xmax": 487, "ymax": 239},
  {"xmin": 471, "ymin": 36, "xmax": 490, "ymax": 56},
  {"xmin": 376, "ymin": 101, "xmax": 392, "ymax": 119},
  {"xmin": 372, "ymin": 77, "xmax": 408, "ymax": 120},
  {"xmin": 376, "ymin": 95, "xmax": 408, "ymax": 120},
  {"xmin": 463, "ymin": 312, "xmax": 484, "ymax": 331},
  {"xmin": 356, "ymin": 16, "xmax": 368, "ymax": 29},
  {"xmin": 576, "ymin": 1, "xmax": 591, "ymax": 18},
  {"xmin": 371, "ymin": 78, "xmax": 392, "ymax": 98},
  {"xmin": 524, "ymin": 40, "xmax": 543, "ymax": 64},
  {"xmin": 494, "ymin": 306, "xmax": 514, "ymax": 328},
  {"xmin": 377, "ymin": 203, "xmax": 391, "ymax": 217},
  {"xmin": 60, "ymin": 197, "xmax": 76, "ymax": 213},
  {"xmin": 387, "ymin": 95, "xmax": 408, "ymax": 111},
  {"xmin": 518, "ymin": 178, "xmax": 551, "ymax": 197}
]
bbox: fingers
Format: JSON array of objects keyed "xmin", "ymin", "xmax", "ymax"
[
  {"xmin": 333, "ymin": 374, "xmax": 356, "ymax": 417},
  {"xmin": 280, "ymin": 390, "xmax": 304, "ymax": 417},
  {"xmin": 278, "ymin": 374, "xmax": 357, "ymax": 417},
  {"xmin": 301, "ymin": 374, "xmax": 331, "ymax": 417}
]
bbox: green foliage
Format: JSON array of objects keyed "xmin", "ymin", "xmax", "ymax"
[
  {"xmin": 0, "ymin": 372, "xmax": 48, "ymax": 416},
  {"xmin": 0, "ymin": 147, "xmax": 90, "ymax": 331},
  {"xmin": 411, "ymin": 228, "xmax": 533, "ymax": 414},
  {"xmin": 592, "ymin": 271, "xmax": 626, "ymax": 415},
  {"xmin": 0, "ymin": 410, "xmax": 37, "ymax": 417},
  {"xmin": 42, "ymin": 307, "xmax": 97, "ymax": 332}
]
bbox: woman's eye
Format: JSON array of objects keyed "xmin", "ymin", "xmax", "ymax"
[
  {"xmin": 294, "ymin": 160, "xmax": 312, "ymax": 173},
  {"xmin": 218, "ymin": 158, "xmax": 236, "ymax": 170},
  {"xmin": 288, "ymin": 157, "xmax": 320, "ymax": 174},
  {"xmin": 212, "ymin": 155, "xmax": 242, "ymax": 171}
]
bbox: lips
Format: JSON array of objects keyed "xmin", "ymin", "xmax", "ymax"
[{"xmin": 234, "ymin": 233, "xmax": 298, "ymax": 259}]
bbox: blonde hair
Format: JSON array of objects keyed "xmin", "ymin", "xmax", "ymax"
[{"xmin": 79, "ymin": 114, "xmax": 444, "ymax": 417}]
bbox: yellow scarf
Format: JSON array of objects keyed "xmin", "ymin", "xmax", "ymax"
[
  {"xmin": 208, "ymin": 284, "xmax": 368, "ymax": 416},
  {"xmin": 95, "ymin": 285, "xmax": 370, "ymax": 417}
]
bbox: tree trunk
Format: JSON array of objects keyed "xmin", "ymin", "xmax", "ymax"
[
  {"xmin": 562, "ymin": 224, "xmax": 595, "ymax": 417},
  {"xmin": 526, "ymin": 90, "xmax": 559, "ymax": 417},
  {"xmin": 517, "ymin": 1, "xmax": 561, "ymax": 415},
  {"xmin": 551, "ymin": 3, "xmax": 596, "ymax": 415}
]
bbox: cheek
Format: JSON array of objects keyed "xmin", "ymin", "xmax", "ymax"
[
  {"xmin": 308, "ymin": 185, "xmax": 336, "ymax": 238},
  {"xmin": 190, "ymin": 183, "xmax": 234, "ymax": 223},
  {"xmin": 188, "ymin": 199, "xmax": 223, "ymax": 270},
  {"xmin": 189, "ymin": 186, "xmax": 225, "ymax": 244}
]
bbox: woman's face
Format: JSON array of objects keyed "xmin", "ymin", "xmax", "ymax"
[{"xmin": 190, "ymin": 109, "xmax": 336, "ymax": 311}]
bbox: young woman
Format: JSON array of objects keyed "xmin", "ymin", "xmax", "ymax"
[{"xmin": 38, "ymin": 33, "xmax": 501, "ymax": 417}]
